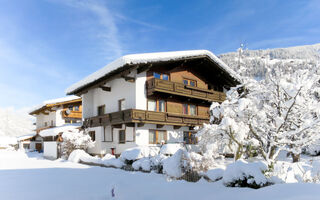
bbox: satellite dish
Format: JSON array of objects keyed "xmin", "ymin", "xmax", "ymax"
[{"xmin": 65, "ymin": 109, "xmax": 71, "ymax": 115}]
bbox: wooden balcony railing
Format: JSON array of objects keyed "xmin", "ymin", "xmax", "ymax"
[
  {"xmin": 62, "ymin": 109, "xmax": 82, "ymax": 119},
  {"xmin": 84, "ymin": 109, "xmax": 209, "ymax": 128},
  {"xmin": 147, "ymin": 78, "xmax": 226, "ymax": 102}
]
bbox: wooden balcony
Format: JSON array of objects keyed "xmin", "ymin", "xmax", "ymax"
[
  {"xmin": 62, "ymin": 109, "xmax": 82, "ymax": 119},
  {"xmin": 84, "ymin": 109, "xmax": 209, "ymax": 128},
  {"xmin": 147, "ymin": 78, "xmax": 226, "ymax": 102}
]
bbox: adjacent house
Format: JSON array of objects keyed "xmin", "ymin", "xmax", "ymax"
[
  {"xmin": 66, "ymin": 50, "xmax": 241, "ymax": 156},
  {"xmin": 29, "ymin": 96, "xmax": 82, "ymax": 158}
]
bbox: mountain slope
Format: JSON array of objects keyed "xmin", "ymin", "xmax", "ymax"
[
  {"xmin": 0, "ymin": 107, "xmax": 35, "ymax": 137},
  {"xmin": 219, "ymin": 43, "xmax": 320, "ymax": 80}
]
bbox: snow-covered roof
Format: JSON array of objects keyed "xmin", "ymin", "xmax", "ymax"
[
  {"xmin": 29, "ymin": 96, "xmax": 81, "ymax": 115},
  {"xmin": 39, "ymin": 123, "xmax": 81, "ymax": 137},
  {"xmin": 17, "ymin": 133, "xmax": 37, "ymax": 141},
  {"xmin": 66, "ymin": 50, "xmax": 242, "ymax": 95}
]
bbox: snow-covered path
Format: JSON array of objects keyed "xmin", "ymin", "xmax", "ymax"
[{"xmin": 0, "ymin": 150, "xmax": 320, "ymax": 200}]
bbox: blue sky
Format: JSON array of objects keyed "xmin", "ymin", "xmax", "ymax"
[{"xmin": 0, "ymin": 0, "xmax": 319, "ymax": 109}]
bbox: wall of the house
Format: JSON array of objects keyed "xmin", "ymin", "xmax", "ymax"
[
  {"xmin": 87, "ymin": 123, "xmax": 190, "ymax": 155},
  {"xmin": 82, "ymin": 70, "xmax": 147, "ymax": 119},
  {"xmin": 43, "ymin": 142, "xmax": 58, "ymax": 159}
]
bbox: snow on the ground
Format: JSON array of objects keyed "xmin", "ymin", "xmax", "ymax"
[{"xmin": 1, "ymin": 150, "xmax": 320, "ymax": 200}]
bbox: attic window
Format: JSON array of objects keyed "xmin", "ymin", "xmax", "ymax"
[{"xmin": 153, "ymin": 72, "xmax": 169, "ymax": 80}]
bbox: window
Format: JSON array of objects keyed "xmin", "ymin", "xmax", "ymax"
[
  {"xmin": 44, "ymin": 122, "xmax": 48, "ymax": 127},
  {"xmin": 183, "ymin": 132, "xmax": 197, "ymax": 144},
  {"xmin": 119, "ymin": 130, "xmax": 125, "ymax": 144},
  {"xmin": 89, "ymin": 131, "xmax": 95, "ymax": 141},
  {"xmin": 183, "ymin": 79, "xmax": 197, "ymax": 87},
  {"xmin": 74, "ymin": 105, "xmax": 79, "ymax": 111},
  {"xmin": 149, "ymin": 130, "xmax": 167, "ymax": 144},
  {"xmin": 153, "ymin": 72, "xmax": 169, "ymax": 80},
  {"xmin": 98, "ymin": 105, "xmax": 105, "ymax": 116},
  {"xmin": 190, "ymin": 105, "xmax": 196, "ymax": 116},
  {"xmin": 183, "ymin": 104, "xmax": 197, "ymax": 116},
  {"xmin": 118, "ymin": 99, "xmax": 125, "ymax": 111},
  {"xmin": 51, "ymin": 120, "xmax": 53, "ymax": 126},
  {"xmin": 65, "ymin": 119, "xmax": 72, "ymax": 124},
  {"xmin": 147, "ymin": 99, "xmax": 166, "ymax": 112},
  {"xmin": 68, "ymin": 105, "xmax": 74, "ymax": 111},
  {"xmin": 148, "ymin": 99, "xmax": 157, "ymax": 111}
]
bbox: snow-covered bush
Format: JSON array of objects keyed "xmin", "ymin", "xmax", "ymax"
[
  {"xmin": 120, "ymin": 146, "xmax": 159, "ymax": 162},
  {"xmin": 132, "ymin": 157, "xmax": 151, "ymax": 171},
  {"xmin": 162, "ymin": 149, "xmax": 187, "ymax": 178},
  {"xmin": 102, "ymin": 154, "xmax": 124, "ymax": 168},
  {"xmin": 68, "ymin": 149, "xmax": 93, "ymax": 163},
  {"xmin": 62, "ymin": 129, "xmax": 94, "ymax": 158},
  {"xmin": 222, "ymin": 160, "xmax": 270, "ymax": 188},
  {"xmin": 205, "ymin": 168, "xmax": 225, "ymax": 182},
  {"xmin": 160, "ymin": 144, "xmax": 183, "ymax": 155}
]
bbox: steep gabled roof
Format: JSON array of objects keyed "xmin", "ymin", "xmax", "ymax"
[
  {"xmin": 66, "ymin": 50, "xmax": 242, "ymax": 95},
  {"xmin": 29, "ymin": 96, "xmax": 81, "ymax": 115}
]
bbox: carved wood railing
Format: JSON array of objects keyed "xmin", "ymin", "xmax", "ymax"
[
  {"xmin": 147, "ymin": 78, "xmax": 226, "ymax": 102},
  {"xmin": 84, "ymin": 109, "xmax": 209, "ymax": 128}
]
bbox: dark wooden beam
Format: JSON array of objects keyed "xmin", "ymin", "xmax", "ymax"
[
  {"xmin": 173, "ymin": 125, "xmax": 181, "ymax": 130},
  {"xmin": 137, "ymin": 64, "xmax": 152, "ymax": 74},
  {"xmin": 137, "ymin": 123, "xmax": 145, "ymax": 127},
  {"xmin": 156, "ymin": 124, "xmax": 164, "ymax": 129},
  {"xmin": 122, "ymin": 76, "xmax": 135, "ymax": 82},
  {"xmin": 99, "ymin": 86, "xmax": 111, "ymax": 92},
  {"xmin": 125, "ymin": 123, "xmax": 135, "ymax": 127},
  {"xmin": 111, "ymin": 124, "xmax": 122, "ymax": 129}
]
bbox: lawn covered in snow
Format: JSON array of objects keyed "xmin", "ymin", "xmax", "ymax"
[{"xmin": 1, "ymin": 150, "xmax": 320, "ymax": 200}]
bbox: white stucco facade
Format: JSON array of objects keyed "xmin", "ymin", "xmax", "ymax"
[
  {"xmin": 82, "ymin": 70, "xmax": 146, "ymax": 118},
  {"xmin": 35, "ymin": 106, "xmax": 65, "ymax": 129}
]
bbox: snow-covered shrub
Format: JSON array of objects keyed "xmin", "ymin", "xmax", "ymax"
[
  {"xmin": 132, "ymin": 157, "xmax": 151, "ymax": 171},
  {"xmin": 222, "ymin": 160, "xmax": 271, "ymax": 188},
  {"xmin": 68, "ymin": 149, "xmax": 93, "ymax": 163},
  {"xmin": 162, "ymin": 149, "xmax": 186, "ymax": 178},
  {"xmin": 62, "ymin": 129, "xmax": 95, "ymax": 158},
  {"xmin": 205, "ymin": 168, "xmax": 225, "ymax": 182},
  {"xmin": 160, "ymin": 144, "xmax": 183, "ymax": 155},
  {"xmin": 101, "ymin": 154, "xmax": 124, "ymax": 168},
  {"xmin": 120, "ymin": 146, "xmax": 159, "ymax": 162}
]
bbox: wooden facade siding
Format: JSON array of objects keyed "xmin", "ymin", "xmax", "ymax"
[
  {"xmin": 84, "ymin": 109, "xmax": 209, "ymax": 128},
  {"xmin": 147, "ymin": 78, "xmax": 226, "ymax": 102},
  {"xmin": 62, "ymin": 109, "xmax": 82, "ymax": 119}
]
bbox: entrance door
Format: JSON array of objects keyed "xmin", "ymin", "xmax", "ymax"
[{"xmin": 35, "ymin": 143, "xmax": 42, "ymax": 152}]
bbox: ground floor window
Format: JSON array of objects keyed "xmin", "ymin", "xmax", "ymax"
[
  {"xmin": 119, "ymin": 130, "xmax": 126, "ymax": 144},
  {"xmin": 89, "ymin": 131, "xmax": 95, "ymax": 141},
  {"xmin": 23, "ymin": 144, "xmax": 30, "ymax": 149},
  {"xmin": 183, "ymin": 131, "xmax": 197, "ymax": 144},
  {"xmin": 149, "ymin": 130, "xmax": 167, "ymax": 144}
]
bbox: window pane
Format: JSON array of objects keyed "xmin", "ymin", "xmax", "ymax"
[
  {"xmin": 119, "ymin": 130, "xmax": 125, "ymax": 143},
  {"xmin": 190, "ymin": 81, "xmax": 196, "ymax": 87},
  {"xmin": 153, "ymin": 72, "xmax": 161, "ymax": 79},
  {"xmin": 162, "ymin": 74, "xmax": 169, "ymax": 80},
  {"xmin": 183, "ymin": 79, "xmax": 188, "ymax": 85},
  {"xmin": 119, "ymin": 99, "xmax": 125, "ymax": 111},
  {"xmin": 68, "ymin": 106, "xmax": 73, "ymax": 111},
  {"xmin": 149, "ymin": 130, "xmax": 156, "ymax": 144},
  {"xmin": 158, "ymin": 100, "xmax": 165, "ymax": 112},
  {"xmin": 157, "ymin": 131, "xmax": 166, "ymax": 144},
  {"xmin": 183, "ymin": 104, "xmax": 188, "ymax": 115},
  {"xmin": 74, "ymin": 106, "xmax": 79, "ymax": 111},
  {"xmin": 190, "ymin": 105, "xmax": 196, "ymax": 115},
  {"xmin": 148, "ymin": 100, "xmax": 157, "ymax": 111}
]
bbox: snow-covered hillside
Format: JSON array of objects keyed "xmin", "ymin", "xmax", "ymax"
[
  {"xmin": 0, "ymin": 107, "xmax": 35, "ymax": 137},
  {"xmin": 219, "ymin": 43, "xmax": 320, "ymax": 80}
]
